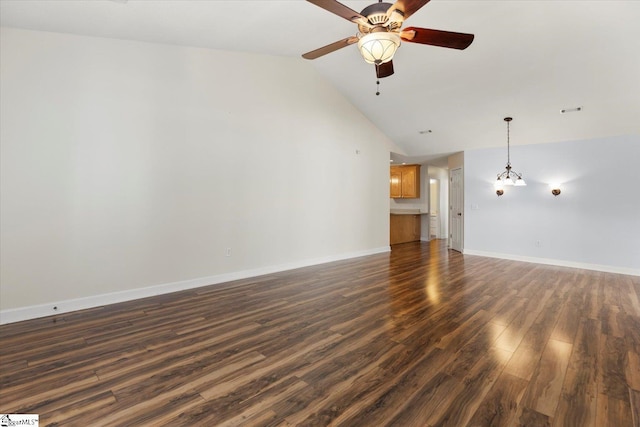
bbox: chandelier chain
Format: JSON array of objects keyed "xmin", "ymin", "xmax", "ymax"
[{"xmin": 506, "ymin": 119, "xmax": 511, "ymax": 167}]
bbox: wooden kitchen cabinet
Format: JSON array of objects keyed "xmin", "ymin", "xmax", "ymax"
[
  {"xmin": 390, "ymin": 214, "xmax": 421, "ymax": 245},
  {"xmin": 390, "ymin": 168, "xmax": 403, "ymax": 198},
  {"xmin": 390, "ymin": 165, "xmax": 420, "ymax": 198}
]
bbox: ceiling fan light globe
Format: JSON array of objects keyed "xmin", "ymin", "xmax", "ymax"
[{"xmin": 358, "ymin": 32, "xmax": 400, "ymax": 65}]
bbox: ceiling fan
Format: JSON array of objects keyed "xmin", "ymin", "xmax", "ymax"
[{"xmin": 302, "ymin": 0, "xmax": 474, "ymax": 79}]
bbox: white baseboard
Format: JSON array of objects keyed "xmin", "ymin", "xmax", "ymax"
[
  {"xmin": 0, "ymin": 246, "xmax": 391, "ymax": 325},
  {"xmin": 463, "ymin": 249, "xmax": 640, "ymax": 277}
]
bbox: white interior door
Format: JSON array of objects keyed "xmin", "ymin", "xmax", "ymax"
[{"xmin": 449, "ymin": 167, "xmax": 463, "ymax": 252}]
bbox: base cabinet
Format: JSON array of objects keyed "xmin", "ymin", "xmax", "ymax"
[{"xmin": 390, "ymin": 214, "xmax": 421, "ymax": 245}]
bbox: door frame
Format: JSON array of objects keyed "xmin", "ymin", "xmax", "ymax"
[{"xmin": 449, "ymin": 167, "xmax": 463, "ymax": 252}]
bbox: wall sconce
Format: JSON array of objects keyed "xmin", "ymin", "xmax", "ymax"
[
  {"xmin": 496, "ymin": 189, "xmax": 504, "ymax": 196},
  {"xmin": 550, "ymin": 183, "xmax": 562, "ymax": 196}
]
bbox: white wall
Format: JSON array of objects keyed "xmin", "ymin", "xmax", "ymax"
[
  {"xmin": 464, "ymin": 135, "xmax": 640, "ymax": 275},
  {"xmin": 0, "ymin": 28, "xmax": 394, "ymax": 320}
]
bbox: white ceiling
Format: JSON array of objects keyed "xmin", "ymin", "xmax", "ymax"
[{"xmin": 2, "ymin": 0, "xmax": 639, "ymax": 165}]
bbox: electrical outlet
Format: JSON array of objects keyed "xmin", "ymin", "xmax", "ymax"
[{"xmin": 225, "ymin": 247, "xmax": 232, "ymax": 257}]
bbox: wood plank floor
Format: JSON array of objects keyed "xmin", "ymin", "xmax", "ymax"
[{"xmin": 1, "ymin": 240, "xmax": 639, "ymax": 426}]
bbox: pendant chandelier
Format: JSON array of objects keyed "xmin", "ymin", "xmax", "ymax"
[{"xmin": 495, "ymin": 117, "xmax": 526, "ymax": 196}]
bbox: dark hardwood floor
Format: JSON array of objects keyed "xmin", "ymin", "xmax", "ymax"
[{"xmin": 1, "ymin": 240, "xmax": 639, "ymax": 426}]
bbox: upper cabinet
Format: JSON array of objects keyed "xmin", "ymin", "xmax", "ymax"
[{"xmin": 390, "ymin": 164, "xmax": 420, "ymax": 199}]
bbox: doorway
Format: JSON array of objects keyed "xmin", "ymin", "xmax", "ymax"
[{"xmin": 429, "ymin": 179, "xmax": 439, "ymax": 239}]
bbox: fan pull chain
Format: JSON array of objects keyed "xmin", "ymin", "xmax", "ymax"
[{"xmin": 376, "ymin": 80, "xmax": 380, "ymax": 96}]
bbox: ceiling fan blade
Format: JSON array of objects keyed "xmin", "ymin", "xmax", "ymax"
[
  {"xmin": 302, "ymin": 36, "xmax": 359, "ymax": 60},
  {"xmin": 306, "ymin": 0, "xmax": 370, "ymax": 27},
  {"xmin": 400, "ymin": 27, "xmax": 474, "ymax": 50},
  {"xmin": 387, "ymin": 0, "xmax": 431, "ymax": 22},
  {"xmin": 376, "ymin": 61, "xmax": 395, "ymax": 78}
]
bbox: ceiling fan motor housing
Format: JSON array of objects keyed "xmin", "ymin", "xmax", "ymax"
[{"xmin": 358, "ymin": 2, "xmax": 402, "ymax": 34}]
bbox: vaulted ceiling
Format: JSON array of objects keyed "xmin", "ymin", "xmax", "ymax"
[{"xmin": 2, "ymin": 0, "xmax": 639, "ymax": 165}]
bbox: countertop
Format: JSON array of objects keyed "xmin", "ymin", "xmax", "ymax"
[{"xmin": 390, "ymin": 209, "xmax": 430, "ymax": 215}]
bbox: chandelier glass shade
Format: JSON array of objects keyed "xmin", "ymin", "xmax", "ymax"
[{"xmin": 358, "ymin": 31, "xmax": 401, "ymax": 65}]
